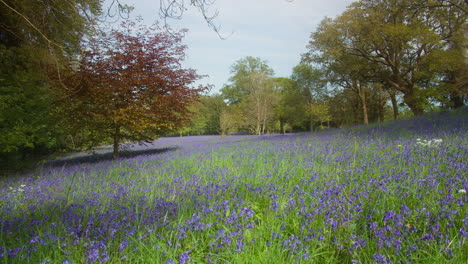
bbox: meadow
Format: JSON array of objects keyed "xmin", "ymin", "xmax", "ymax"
[{"xmin": 1, "ymin": 108, "xmax": 467, "ymax": 264}]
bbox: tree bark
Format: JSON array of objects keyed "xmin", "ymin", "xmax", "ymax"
[
  {"xmin": 388, "ymin": 90, "xmax": 399, "ymax": 120},
  {"xmin": 359, "ymin": 88, "xmax": 368, "ymax": 125},
  {"xmin": 403, "ymin": 93, "xmax": 425, "ymax": 115},
  {"xmin": 113, "ymin": 125, "xmax": 120, "ymax": 159},
  {"xmin": 387, "ymin": 79, "xmax": 424, "ymax": 116},
  {"xmin": 450, "ymin": 93, "xmax": 464, "ymax": 108},
  {"xmin": 378, "ymin": 86, "xmax": 385, "ymax": 122},
  {"xmin": 255, "ymin": 98, "xmax": 261, "ymax": 135},
  {"xmin": 446, "ymin": 40, "xmax": 466, "ymax": 109}
]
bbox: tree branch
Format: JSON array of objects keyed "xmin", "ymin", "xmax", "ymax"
[{"xmin": 0, "ymin": 0, "xmax": 63, "ymax": 49}]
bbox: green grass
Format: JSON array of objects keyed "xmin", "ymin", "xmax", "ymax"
[{"xmin": 0, "ymin": 109, "xmax": 467, "ymax": 263}]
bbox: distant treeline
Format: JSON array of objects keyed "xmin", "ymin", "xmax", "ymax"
[
  {"xmin": 1, "ymin": 0, "xmax": 466, "ymax": 168},
  {"xmin": 179, "ymin": 0, "xmax": 467, "ymax": 136}
]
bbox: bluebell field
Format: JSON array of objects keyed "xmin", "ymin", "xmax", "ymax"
[{"xmin": 1, "ymin": 108, "xmax": 467, "ymax": 263}]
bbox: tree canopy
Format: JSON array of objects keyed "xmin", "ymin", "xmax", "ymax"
[
  {"xmin": 1, "ymin": 0, "xmax": 467, "ymax": 168},
  {"xmin": 304, "ymin": 0, "xmax": 467, "ymax": 116},
  {"xmin": 0, "ymin": 0, "xmax": 101, "ymax": 164},
  {"xmin": 70, "ymin": 20, "xmax": 204, "ymax": 158}
]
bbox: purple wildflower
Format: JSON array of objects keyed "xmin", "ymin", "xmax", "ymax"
[
  {"xmin": 178, "ymin": 250, "xmax": 190, "ymax": 264},
  {"xmin": 119, "ymin": 241, "xmax": 128, "ymax": 252},
  {"xmin": 460, "ymin": 228, "xmax": 468, "ymax": 238},
  {"xmin": 86, "ymin": 247, "xmax": 99, "ymax": 263},
  {"xmin": 372, "ymin": 253, "xmax": 392, "ymax": 264},
  {"xmin": 239, "ymin": 207, "xmax": 254, "ymax": 218}
]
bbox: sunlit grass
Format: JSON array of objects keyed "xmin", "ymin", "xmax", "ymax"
[{"xmin": 1, "ymin": 108, "xmax": 467, "ymax": 263}]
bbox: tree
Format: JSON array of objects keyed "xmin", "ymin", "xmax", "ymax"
[
  {"xmin": 201, "ymin": 95, "xmax": 227, "ymax": 134},
  {"xmin": 221, "ymin": 57, "xmax": 278, "ymax": 135},
  {"xmin": 178, "ymin": 95, "xmax": 226, "ymax": 135},
  {"xmin": 411, "ymin": 0, "xmax": 467, "ymax": 108},
  {"xmin": 291, "ymin": 64, "xmax": 327, "ymax": 103},
  {"xmin": 304, "ymin": 0, "xmax": 468, "ymax": 116},
  {"xmin": 340, "ymin": 0, "xmax": 458, "ymax": 115},
  {"xmin": 222, "ymin": 56, "xmax": 274, "ymax": 104},
  {"xmin": 308, "ymin": 103, "xmax": 332, "ymax": 129},
  {"xmin": 304, "ymin": 17, "xmax": 375, "ymax": 125},
  {"xmin": 244, "ymin": 72, "xmax": 279, "ymax": 134},
  {"xmin": 327, "ymin": 89, "xmax": 362, "ymax": 127},
  {"xmin": 71, "ymin": 20, "xmax": 204, "ymax": 158},
  {"xmin": 0, "ymin": 0, "xmax": 101, "ymax": 52},
  {"xmin": 273, "ymin": 77, "xmax": 308, "ymax": 133},
  {"xmin": 0, "ymin": 45, "xmax": 56, "ymax": 155},
  {"xmin": 220, "ymin": 104, "xmax": 244, "ymax": 136},
  {"xmin": 0, "ymin": 0, "xmax": 101, "ymax": 162}
]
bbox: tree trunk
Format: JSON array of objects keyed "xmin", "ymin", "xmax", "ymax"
[
  {"xmin": 255, "ymin": 96, "xmax": 262, "ymax": 135},
  {"xmin": 446, "ymin": 40, "xmax": 466, "ymax": 109},
  {"xmin": 359, "ymin": 87, "xmax": 368, "ymax": 125},
  {"xmin": 378, "ymin": 86, "xmax": 385, "ymax": 122},
  {"xmin": 113, "ymin": 126, "xmax": 120, "ymax": 159},
  {"xmin": 449, "ymin": 90, "xmax": 464, "ymax": 108},
  {"xmin": 388, "ymin": 91, "xmax": 399, "ymax": 120},
  {"xmin": 403, "ymin": 93, "xmax": 425, "ymax": 116},
  {"xmin": 261, "ymin": 114, "xmax": 266, "ymax": 135}
]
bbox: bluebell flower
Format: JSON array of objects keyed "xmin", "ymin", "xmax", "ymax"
[{"xmin": 178, "ymin": 250, "xmax": 190, "ymax": 264}]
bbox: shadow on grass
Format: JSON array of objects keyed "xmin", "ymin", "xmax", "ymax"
[{"xmin": 45, "ymin": 147, "xmax": 178, "ymax": 168}]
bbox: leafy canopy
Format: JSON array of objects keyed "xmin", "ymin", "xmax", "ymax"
[{"xmin": 70, "ymin": 20, "xmax": 204, "ymax": 157}]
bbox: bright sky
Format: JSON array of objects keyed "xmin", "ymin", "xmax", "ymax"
[{"xmin": 116, "ymin": 0, "xmax": 355, "ymax": 94}]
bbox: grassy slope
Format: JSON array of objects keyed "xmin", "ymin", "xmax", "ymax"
[{"xmin": 0, "ymin": 108, "xmax": 467, "ymax": 264}]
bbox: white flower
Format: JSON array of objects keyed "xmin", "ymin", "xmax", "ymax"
[
  {"xmin": 458, "ymin": 189, "xmax": 467, "ymax": 194},
  {"xmin": 416, "ymin": 138, "xmax": 442, "ymax": 147},
  {"xmin": 20, "ymin": 184, "xmax": 26, "ymax": 188},
  {"xmin": 416, "ymin": 140, "xmax": 428, "ymax": 146}
]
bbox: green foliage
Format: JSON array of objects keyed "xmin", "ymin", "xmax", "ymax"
[
  {"xmin": 179, "ymin": 95, "xmax": 227, "ymax": 136},
  {"xmin": 308, "ymin": 103, "xmax": 332, "ymax": 128},
  {"xmin": 221, "ymin": 57, "xmax": 279, "ymax": 135},
  {"xmin": 0, "ymin": 0, "xmax": 101, "ymax": 57},
  {"xmin": 220, "ymin": 103, "xmax": 245, "ymax": 135},
  {"xmin": 0, "ymin": 45, "xmax": 59, "ymax": 157},
  {"xmin": 291, "ymin": 64, "xmax": 327, "ymax": 102},
  {"xmin": 0, "ymin": 0, "xmax": 102, "ymax": 167},
  {"xmin": 273, "ymin": 77, "xmax": 308, "ymax": 132},
  {"xmin": 221, "ymin": 56, "xmax": 274, "ymax": 105},
  {"xmin": 305, "ymin": 0, "xmax": 467, "ymax": 117}
]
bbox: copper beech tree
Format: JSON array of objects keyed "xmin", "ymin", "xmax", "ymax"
[{"xmin": 74, "ymin": 20, "xmax": 204, "ymax": 158}]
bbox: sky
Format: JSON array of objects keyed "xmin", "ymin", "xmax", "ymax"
[{"xmin": 111, "ymin": 0, "xmax": 355, "ymax": 94}]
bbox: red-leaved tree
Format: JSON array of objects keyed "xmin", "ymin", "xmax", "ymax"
[{"xmin": 72, "ymin": 20, "xmax": 204, "ymax": 158}]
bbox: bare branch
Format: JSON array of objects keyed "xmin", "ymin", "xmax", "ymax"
[{"xmin": 159, "ymin": 0, "xmax": 232, "ymax": 39}]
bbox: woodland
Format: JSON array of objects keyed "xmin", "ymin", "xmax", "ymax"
[
  {"xmin": 0, "ymin": 1, "xmax": 467, "ymax": 263},
  {"xmin": 0, "ymin": 0, "xmax": 466, "ymax": 168}
]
